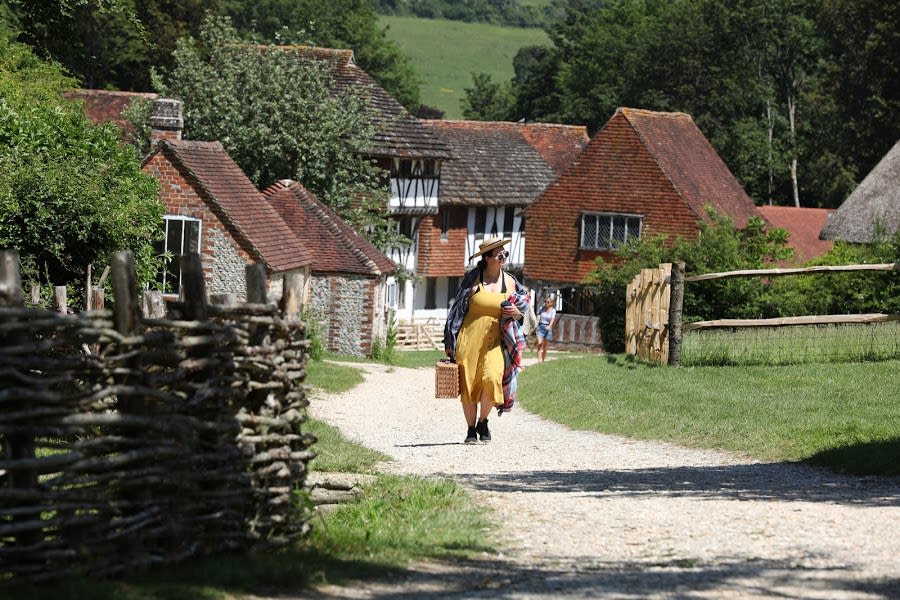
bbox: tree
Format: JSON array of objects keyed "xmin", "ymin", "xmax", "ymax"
[
  {"xmin": 3, "ymin": 0, "xmax": 220, "ymax": 90},
  {"xmin": 510, "ymin": 0, "xmax": 832, "ymax": 206},
  {"xmin": 221, "ymin": 0, "xmax": 422, "ymax": 108},
  {"xmin": 155, "ymin": 15, "xmax": 400, "ymax": 248},
  {"xmin": 510, "ymin": 45, "xmax": 563, "ymax": 123},
  {"xmin": 3, "ymin": 0, "xmax": 421, "ymax": 111},
  {"xmin": 461, "ymin": 72, "xmax": 515, "ymax": 120},
  {"xmin": 0, "ymin": 38, "xmax": 163, "ymax": 302},
  {"xmin": 804, "ymin": 0, "xmax": 900, "ymax": 207}
]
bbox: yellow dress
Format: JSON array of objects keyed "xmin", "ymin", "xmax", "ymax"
[{"xmin": 455, "ymin": 283, "xmax": 505, "ymax": 405}]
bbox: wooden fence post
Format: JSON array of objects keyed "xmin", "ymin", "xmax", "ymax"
[
  {"xmin": 246, "ymin": 264, "xmax": 268, "ymax": 346},
  {"xmin": 111, "ymin": 251, "xmax": 140, "ymax": 336},
  {"xmin": 141, "ymin": 290, "xmax": 164, "ymax": 318},
  {"xmin": 0, "ymin": 251, "xmax": 39, "ymax": 549},
  {"xmin": 91, "ymin": 288, "xmax": 105, "ymax": 311},
  {"xmin": 180, "ymin": 254, "xmax": 208, "ymax": 320},
  {"xmin": 280, "ymin": 272, "xmax": 304, "ymax": 319},
  {"xmin": 625, "ymin": 279, "xmax": 636, "ymax": 356},
  {"xmin": 53, "ymin": 285, "xmax": 67, "ymax": 314},
  {"xmin": 668, "ymin": 262, "xmax": 685, "ymax": 367},
  {"xmin": 86, "ymin": 264, "xmax": 92, "ymax": 311},
  {"xmin": 0, "ymin": 250, "xmax": 24, "ymax": 305},
  {"xmin": 245, "ymin": 263, "xmax": 268, "ymax": 304}
]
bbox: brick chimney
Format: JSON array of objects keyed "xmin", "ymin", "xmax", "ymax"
[{"xmin": 149, "ymin": 98, "xmax": 183, "ymax": 148}]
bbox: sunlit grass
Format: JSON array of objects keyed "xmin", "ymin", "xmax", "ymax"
[
  {"xmin": 682, "ymin": 321, "xmax": 900, "ymax": 366},
  {"xmin": 520, "ymin": 354, "xmax": 900, "ymax": 475},
  {"xmin": 380, "ymin": 15, "xmax": 548, "ymax": 118}
]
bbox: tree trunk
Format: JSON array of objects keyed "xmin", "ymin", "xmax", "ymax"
[{"xmin": 788, "ymin": 93, "xmax": 799, "ymax": 207}]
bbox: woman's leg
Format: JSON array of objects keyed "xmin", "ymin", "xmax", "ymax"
[
  {"xmin": 476, "ymin": 387, "xmax": 493, "ymax": 442},
  {"xmin": 478, "ymin": 387, "xmax": 493, "ymax": 421},
  {"xmin": 462, "ymin": 400, "xmax": 478, "ymax": 443},
  {"xmin": 462, "ymin": 400, "xmax": 477, "ymax": 426}
]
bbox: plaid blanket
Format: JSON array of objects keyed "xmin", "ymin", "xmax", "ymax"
[{"xmin": 497, "ymin": 286, "xmax": 530, "ymax": 415}]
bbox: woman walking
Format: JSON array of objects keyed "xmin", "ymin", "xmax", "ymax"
[
  {"xmin": 535, "ymin": 295, "xmax": 557, "ymax": 363},
  {"xmin": 443, "ymin": 238, "xmax": 530, "ymax": 444}
]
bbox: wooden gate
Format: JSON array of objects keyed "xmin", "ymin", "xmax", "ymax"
[{"xmin": 625, "ymin": 263, "xmax": 672, "ymax": 363}]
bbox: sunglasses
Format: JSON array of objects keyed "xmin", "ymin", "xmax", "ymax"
[{"xmin": 491, "ymin": 251, "xmax": 509, "ymax": 259}]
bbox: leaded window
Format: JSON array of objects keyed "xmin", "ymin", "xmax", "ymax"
[{"xmin": 580, "ymin": 213, "xmax": 641, "ymax": 249}]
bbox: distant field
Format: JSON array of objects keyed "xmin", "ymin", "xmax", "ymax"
[{"xmin": 380, "ymin": 16, "xmax": 548, "ymax": 119}]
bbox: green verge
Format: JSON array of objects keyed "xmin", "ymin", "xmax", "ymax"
[
  {"xmin": 305, "ymin": 418, "xmax": 390, "ymax": 473},
  {"xmin": 318, "ymin": 349, "xmax": 446, "ymax": 370},
  {"xmin": 380, "ymin": 15, "xmax": 548, "ymax": 118},
  {"xmin": 520, "ymin": 354, "xmax": 900, "ymax": 475}
]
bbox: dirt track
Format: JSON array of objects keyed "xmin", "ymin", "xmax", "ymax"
[{"xmin": 298, "ymin": 359, "xmax": 900, "ymax": 599}]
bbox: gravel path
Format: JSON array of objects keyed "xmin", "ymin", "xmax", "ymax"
[{"xmin": 303, "ymin": 358, "xmax": 900, "ymax": 599}]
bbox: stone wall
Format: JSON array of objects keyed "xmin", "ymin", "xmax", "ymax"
[
  {"xmin": 310, "ymin": 273, "xmax": 387, "ymax": 356},
  {"xmin": 211, "ymin": 227, "xmax": 249, "ymax": 298}
]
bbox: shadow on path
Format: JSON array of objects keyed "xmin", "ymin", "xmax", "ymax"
[
  {"xmin": 451, "ymin": 464, "xmax": 900, "ymax": 507},
  {"xmin": 310, "ymin": 555, "xmax": 900, "ymax": 599}
]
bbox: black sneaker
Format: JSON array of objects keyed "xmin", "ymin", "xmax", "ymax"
[
  {"xmin": 464, "ymin": 426, "xmax": 478, "ymax": 444},
  {"xmin": 476, "ymin": 419, "xmax": 491, "ymax": 443}
]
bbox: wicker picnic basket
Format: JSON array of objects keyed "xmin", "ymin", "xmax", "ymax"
[{"xmin": 434, "ymin": 359, "xmax": 460, "ymax": 398}]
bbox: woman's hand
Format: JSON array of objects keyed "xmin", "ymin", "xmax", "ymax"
[
  {"xmin": 502, "ymin": 304, "xmax": 522, "ymax": 319},
  {"xmin": 445, "ymin": 347, "xmax": 453, "ymax": 358}
]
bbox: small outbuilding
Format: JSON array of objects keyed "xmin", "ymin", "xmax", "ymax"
[{"xmin": 264, "ymin": 180, "xmax": 397, "ymax": 356}]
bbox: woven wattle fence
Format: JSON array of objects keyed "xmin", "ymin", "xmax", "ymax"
[{"xmin": 0, "ymin": 250, "xmax": 314, "ymax": 583}]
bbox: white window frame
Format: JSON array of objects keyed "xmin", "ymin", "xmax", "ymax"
[
  {"xmin": 385, "ymin": 276, "xmax": 399, "ymax": 310},
  {"xmin": 159, "ymin": 215, "xmax": 202, "ymax": 294},
  {"xmin": 580, "ymin": 213, "xmax": 642, "ymax": 250}
]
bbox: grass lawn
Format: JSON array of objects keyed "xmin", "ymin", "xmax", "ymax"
[
  {"xmin": 521, "ymin": 353, "xmax": 900, "ymax": 475},
  {"xmin": 380, "ymin": 15, "xmax": 548, "ymax": 118}
]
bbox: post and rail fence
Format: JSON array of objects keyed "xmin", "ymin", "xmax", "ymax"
[
  {"xmin": 626, "ymin": 261, "xmax": 900, "ymax": 366},
  {"xmin": 0, "ymin": 250, "xmax": 314, "ymax": 584}
]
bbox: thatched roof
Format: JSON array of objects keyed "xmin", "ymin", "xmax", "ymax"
[{"xmin": 821, "ymin": 139, "xmax": 900, "ymax": 242}]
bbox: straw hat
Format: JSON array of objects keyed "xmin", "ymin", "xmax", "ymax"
[{"xmin": 469, "ymin": 237, "xmax": 511, "ymax": 261}]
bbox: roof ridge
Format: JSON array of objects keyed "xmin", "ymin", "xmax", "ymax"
[
  {"xmin": 619, "ymin": 106, "xmax": 692, "ymax": 119},
  {"xmin": 260, "ymin": 44, "xmax": 355, "ymax": 66}
]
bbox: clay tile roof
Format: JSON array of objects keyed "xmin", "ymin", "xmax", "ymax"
[
  {"xmin": 426, "ymin": 120, "xmax": 584, "ymax": 206},
  {"xmin": 152, "ymin": 141, "xmax": 313, "ymax": 272},
  {"xmin": 821, "ymin": 138, "xmax": 900, "ymax": 242},
  {"xmin": 757, "ymin": 205, "xmax": 835, "ymax": 264},
  {"xmin": 517, "ymin": 122, "xmax": 589, "ymax": 176},
  {"xmin": 267, "ymin": 46, "xmax": 453, "ymax": 160},
  {"xmin": 621, "ymin": 108, "xmax": 759, "ymax": 227},
  {"xmin": 64, "ymin": 89, "xmax": 158, "ymax": 142},
  {"xmin": 264, "ymin": 180, "xmax": 396, "ymax": 276}
]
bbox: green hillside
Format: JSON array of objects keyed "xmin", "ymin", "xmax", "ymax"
[{"xmin": 379, "ymin": 16, "xmax": 548, "ymax": 119}]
